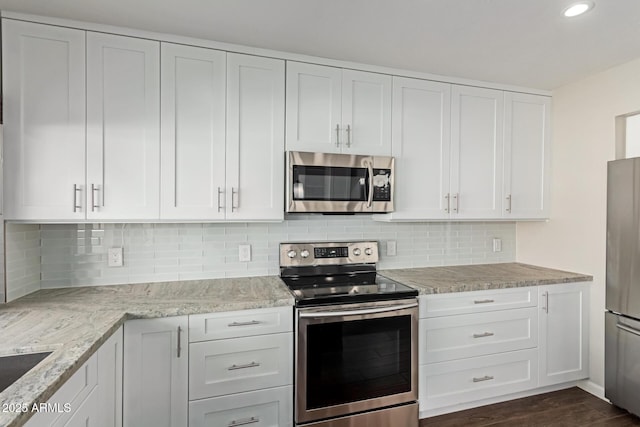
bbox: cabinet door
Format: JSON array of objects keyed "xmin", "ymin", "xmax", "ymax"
[
  {"xmin": 387, "ymin": 77, "xmax": 451, "ymax": 219},
  {"xmin": 285, "ymin": 61, "xmax": 342, "ymax": 153},
  {"xmin": 57, "ymin": 387, "xmax": 99, "ymax": 427},
  {"xmin": 2, "ymin": 19, "xmax": 86, "ymax": 220},
  {"xmin": 123, "ymin": 316, "xmax": 188, "ymax": 427},
  {"xmin": 86, "ymin": 33, "xmax": 160, "ymax": 220},
  {"xmin": 341, "ymin": 69, "xmax": 392, "ymax": 156},
  {"xmin": 189, "ymin": 386, "xmax": 293, "ymax": 427},
  {"xmin": 450, "ymin": 86, "xmax": 504, "ymax": 219},
  {"xmin": 98, "ymin": 326, "xmax": 123, "ymax": 427},
  {"xmin": 504, "ymin": 93, "xmax": 551, "ymax": 219},
  {"xmin": 160, "ymin": 43, "xmax": 226, "ymax": 220},
  {"xmin": 538, "ymin": 282, "xmax": 589, "ymax": 387},
  {"xmin": 226, "ymin": 53, "xmax": 285, "ymax": 221}
]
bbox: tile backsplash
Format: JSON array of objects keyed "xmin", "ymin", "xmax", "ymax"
[
  {"xmin": 5, "ymin": 223, "xmax": 41, "ymax": 301},
  {"xmin": 5, "ymin": 216, "xmax": 516, "ymax": 298}
]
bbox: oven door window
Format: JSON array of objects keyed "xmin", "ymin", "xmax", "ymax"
[
  {"xmin": 305, "ymin": 315, "xmax": 412, "ymax": 409},
  {"xmin": 292, "ymin": 165, "xmax": 368, "ymax": 201}
]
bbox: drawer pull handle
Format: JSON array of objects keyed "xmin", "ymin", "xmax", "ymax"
[
  {"xmin": 228, "ymin": 361, "xmax": 260, "ymax": 371},
  {"xmin": 473, "ymin": 332, "xmax": 494, "ymax": 338},
  {"xmin": 228, "ymin": 416, "xmax": 260, "ymax": 427},
  {"xmin": 473, "ymin": 375, "xmax": 494, "ymax": 383},
  {"xmin": 474, "ymin": 299, "xmax": 495, "ymax": 304},
  {"xmin": 228, "ymin": 320, "xmax": 262, "ymax": 327}
]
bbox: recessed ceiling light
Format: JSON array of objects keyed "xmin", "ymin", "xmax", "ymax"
[{"xmin": 563, "ymin": 1, "xmax": 595, "ymax": 17}]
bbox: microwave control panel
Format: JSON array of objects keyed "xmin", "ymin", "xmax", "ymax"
[{"xmin": 372, "ymin": 169, "xmax": 392, "ymax": 201}]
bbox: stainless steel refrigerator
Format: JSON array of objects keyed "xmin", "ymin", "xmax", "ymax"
[{"xmin": 606, "ymin": 157, "xmax": 640, "ymax": 416}]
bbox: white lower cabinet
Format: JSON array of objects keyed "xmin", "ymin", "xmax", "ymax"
[
  {"xmin": 189, "ymin": 333, "xmax": 292, "ymax": 400},
  {"xmin": 538, "ymin": 282, "xmax": 590, "ymax": 386},
  {"xmin": 187, "ymin": 306, "xmax": 293, "ymax": 427},
  {"xmin": 419, "ymin": 283, "xmax": 590, "ymax": 416},
  {"xmin": 189, "ymin": 386, "xmax": 293, "ymax": 427},
  {"xmin": 420, "ymin": 349, "xmax": 538, "ymax": 410},
  {"xmin": 123, "ymin": 316, "xmax": 188, "ymax": 427},
  {"xmin": 121, "ymin": 307, "xmax": 293, "ymax": 427},
  {"xmin": 26, "ymin": 326, "xmax": 123, "ymax": 427}
]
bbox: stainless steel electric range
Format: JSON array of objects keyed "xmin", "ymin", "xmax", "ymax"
[{"xmin": 279, "ymin": 241, "xmax": 419, "ymax": 427}]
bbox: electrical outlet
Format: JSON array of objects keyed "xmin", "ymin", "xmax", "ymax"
[
  {"xmin": 493, "ymin": 238, "xmax": 502, "ymax": 253},
  {"xmin": 239, "ymin": 244, "xmax": 252, "ymax": 262},
  {"xmin": 108, "ymin": 247, "xmax": 124, "ymax": 267},
  {"xmin": 386, "ymin": 240, "xmax": 397, "ymax": 256}
]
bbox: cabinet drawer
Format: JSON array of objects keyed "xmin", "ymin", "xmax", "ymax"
[
  {"xmin": 189, "ymin": 385, "xmax": 292, "ymax": 427},
  {"xmin": 189, "ymin": 307, "xmax": 293, "ymax": 342},
  {"xmin": 420, "ymin": 307, "xmax": 538, "ymax": 364},
  {"xmin": 419, "ymin": 348, "xmax": 538, "ymax": 411},
  {"xmin": 420, "ymin": 287, "xmax": 538, "ymax": 318},
  {"xmin": 26, "ymin": 353, "xmax": 98, "ymax": 427},
  {"xmin": 189, "ymin": 333, "xmax": 292, "ymax": 400}
]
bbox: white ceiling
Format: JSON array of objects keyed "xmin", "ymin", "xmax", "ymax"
[{"xmin": 1, "ymin": 0, "xmax": 639, "ymax": 90}]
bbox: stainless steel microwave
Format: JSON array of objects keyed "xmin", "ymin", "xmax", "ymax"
[{"xmin": 286, "ymin": 151, "xmax": 394, "ymax": 213}]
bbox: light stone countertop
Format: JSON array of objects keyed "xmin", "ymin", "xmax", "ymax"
[
  {"xmin": 0, "ymin": 276, "xmax": 294, "ymax": 427},
  {"xmin": 380, "ymin": 262, "xmax": 593, "ymax": 294},
  {"xmin": 0, "ymin": 262, "xmax": 592, "ymax": 427}
]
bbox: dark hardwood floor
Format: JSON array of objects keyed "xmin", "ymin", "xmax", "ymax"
[{"xmin": 419, "ymin": 387, "xmax": 640, "ymax": 426}]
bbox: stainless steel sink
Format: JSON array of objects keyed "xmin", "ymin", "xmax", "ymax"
[{"xmin": 0, "ymin": 352, "xmax": 52, "ymax": 393}]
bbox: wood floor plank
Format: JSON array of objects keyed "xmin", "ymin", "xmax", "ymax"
[{"xmin": 420, "ymin": 388, "xmax": 640, "ymax": 427}]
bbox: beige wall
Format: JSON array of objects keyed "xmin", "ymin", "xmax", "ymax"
[{"xmin": 517, "ymin": 57, "xmax": 640, "ymax": 392}]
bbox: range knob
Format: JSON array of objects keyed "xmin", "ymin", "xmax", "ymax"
[
  {"xmin": 364, "ymin": 247, "xmax": 373, "ymax": 256},
  {"xmin": 300, "ymin": 249, "xmax": 310, "ymax": 258},
  {"xmin": 287, "ymin": 250, "xmax": 297, "ymax": 259},
  {"xmin": 353, "ymin": 248, "xmax": 362, "ymax": 256}
]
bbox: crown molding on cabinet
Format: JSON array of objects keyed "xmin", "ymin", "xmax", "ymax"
[{"xmin": 0, "ymin": 10, "xmax": 552, "ymax": 97}]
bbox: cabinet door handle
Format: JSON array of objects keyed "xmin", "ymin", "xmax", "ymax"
[
  {"xmin": 91, "ymin": 184, "xmax": 100, "ymax": 212},
  {"xmin": 228, "ymin": 361, "xmax": 260, "ymax": 371},
  {"xmin": 335, "ymin": 124, "xmax": 341, "ymax": 147},
  {"xmin": 473, "ymin": 332, "xmax": 495, "ymax": 338},
  {"xmin": 73, "ymin": 185, "xmax": 82, "ymax": 212},
  {"xmin": 346, "ymin": 124, "xmax": 352, "ymax": 147},
  {"xmin": 474, "ymin": 299, "xmax": 495, "ymax": 304},
  {"xmin": 452, "ymin": 193, "xmax": 459, "ymax": 213},
  {"xmin": 231, "ymin": 187, "xmax": 239, "ymax": 212},
  {"xmin": 444, "ymin": 193, "xmax": 450, "ymax": 213},
  {"xmin": 506, "ymin": 194, "xmax": 512, "ymax": 213},
  {"xmin": 228, "ymin": 320, "xmax": 262, "ymax": 327},
  {"xmin": 473, "ymin": 375, "xmax": 494, "ymax": 383},
  {"xmin": 542, "ymin": 291, "xmax": 549, "ymax": 313},
  {"xmin": 228, "ymin": 416, "xmax": 260, "ymax": 427},
  {"xmin": 177, "ymin": 326, "xmax": 182, "ymax": 358},
  {"xmin": 217, "ymin": 187, "xmax": 224, "ymax": 212}
]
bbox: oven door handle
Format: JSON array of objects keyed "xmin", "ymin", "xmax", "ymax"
[{"xmin": 299, "ymin": 302, "xmax": 417, "ymax": 318}]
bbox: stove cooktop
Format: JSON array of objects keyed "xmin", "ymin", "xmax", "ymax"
[
  {"xmin": 279, "ymin": 241, "xmax": 418, "ymax": 306},
  {"xmin": 282, "ymin": 273, "xmax": 418, "ymax": 306}
]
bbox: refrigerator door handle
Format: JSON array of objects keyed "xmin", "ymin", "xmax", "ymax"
[{"xmin": 617, "ymin": 322, "xmax": 640, "ymax": 337}]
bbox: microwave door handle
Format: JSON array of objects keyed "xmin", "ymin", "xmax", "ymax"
[{"xmin": 366, "ymin": 161, "xmax": 374, "ymax": 208}]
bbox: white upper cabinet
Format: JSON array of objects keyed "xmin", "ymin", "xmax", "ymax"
[
  {"xmin": 286, "ymin": 62, "xmax": 342, "ymax": 153},
  {"xmin": 160, "ymin": 43, "xmax": 227, "ymax": 220},
  {"xmin": 286, "ymin": 62, "xmax": 392, "ymax": 156},
  {"xmin": 383, "ymin": 77, "xmax": 452, "ymax": 220},
  {"xmin": 340, "ymin": 69, "xmax": 392, "ymax": 156},
  {"xmin": 225, "ymin": 53, "xmax": 285, "ymax": 221},
  {"xmin": 160, "ymin": 48, "xmax": 284, "ymax": 221},
  {"xmin": 2, "ymin": 20, "xmax": 86, "ymax": 220},
  {"xmin": 503, "ymin": 93, "xmax": 551, "ymax": 219},
  {"xmin": 450, "ymin": 86, "xmax": 504, "ymax": 219},
  {"xmin": 86, "ymin": 33, "xmax": 160, "ymax": 220}
]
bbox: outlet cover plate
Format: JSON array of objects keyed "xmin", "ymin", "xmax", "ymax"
[{"xmin": 108, "ymin": 247, "xmax": 123, "ymax": 267}]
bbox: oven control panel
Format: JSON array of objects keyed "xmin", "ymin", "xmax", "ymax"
[{"xmin": 280, "ymin": 241, "xmax": 379, "ymax": 266}]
